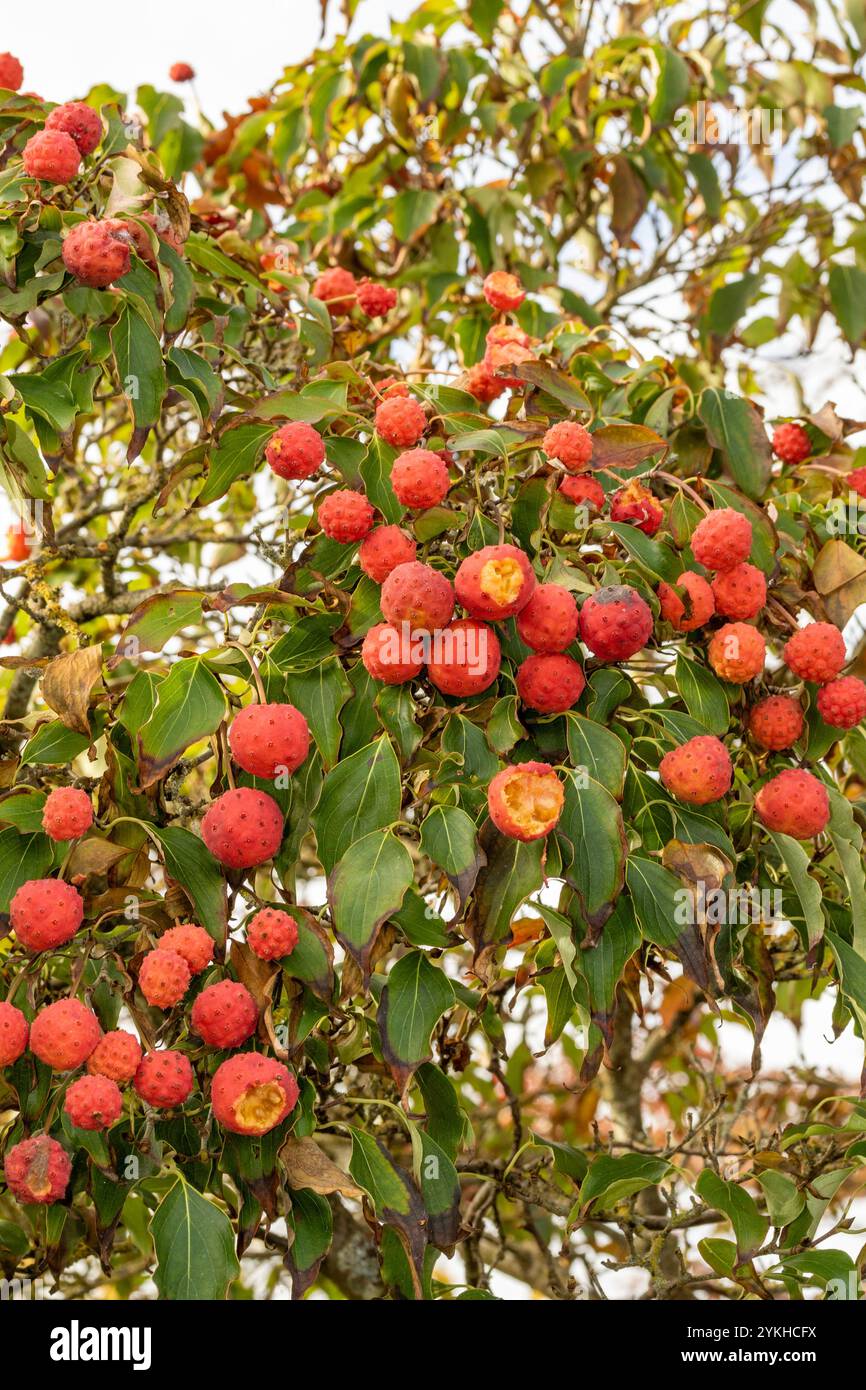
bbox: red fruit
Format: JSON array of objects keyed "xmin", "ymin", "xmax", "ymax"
[
  {"xmin": 134, "ymin": 1050, "xmax": 194, "ymax": 1108},
  {"xmin": 375, "ymin": 396, "xmax": 427, "ymax": 448},
  {"xmin": 22, "ymin": 129, "xmax": 80, "ymax": 182},
  {"xmin": 559, "ymin": 475, "xmax": 605, "ymax": 509},
  {"xmin": 454, "ymin": 544, "xmax": 536, "ymax": 621},
  {"xmin": 211, "ymin": 1052, "xmax": 299, "ymax": 1135},
  {"xmin": 361, "ymin": 622, "xmax": 423, "ymax": 684},
  {"xmin": 660, "ymin": 735, "xmax": 732, "ymax": 806},
  {"xmin": 579, "ymin": 585, "xmax": 653, "ymax": 662},
  {"xmin": 657, "ymin": 572, "xmax": 715, "ymax": 632},
  {"xmin": 30, "ymin": 999, "xmax": 101, "ymax": 1071},
  {"xmin": 748, "ymin": 696, "xmax": 804, "ymax": 751},
  {"xmin": 516, "ymin": 584, "xmax": 579, "ymax": 653},
  {"xmin": 4, "ymin": 1135, "xmax": 70, "ymax": 1205},
  {"xmin": 4, "ymin": 524, "xmax": 31, "ymax": 561},
  {"xmin": 484, "ymin": 323, "xmax": 532, "ymax": 383},
  {"xmin": 229, "ymin": 702, "xmax": 310, "ymax": 778},
  {"xmin": 122, "ymin": 211, "xmax": 185, "ymax": 266},
  {"xmin": 10, "ymin": 878, "xmax": 84, "ymax": 952},
  {"xmin": 64, "ymin": 1074, "xmax": 123, "ymax": 1132},
  {"xmin": 62, "ymin": 219, "xmax": 132, "ymax": 288},
  {"xmin": 87, "ymin": 1030, "xmax": 142, "ymax": 1082},
  {"xmin": 41, "ymin": 787, "xmax": 93, "ymax": 841},
  {"xmin": 0, "ymin": 1000, "xmax": 29, "ymax": 1065},
  {"xmin": 464, "ymin": 361, "xmax": 506, "ymax": 403},
  {"xmin": 371, "ymin": 376, "xmax": 408, "ymax": 398},
  {"xmin": 380, "ymin": 560, "xmax": 455, "ymax": 634},
  {"xmin": 488, "ymin": 762, "xmax": 564, "ymax": 841},
  {"xmin": 157, "ymin": 925, "xmax": 214, "ymax": 976},
  {"xmin": 772, "ymin": 422, "xmax": 811, "ymax": 465},
  {"xmin": 312, "ymin": 266, "xmax": 357, "ymax": 313},
  {"xmin": 690, "ymin": 509, "xmax": 752, "ymax": 572},
  {"xmin": 201, "ymin": 787, "xmax": 284, "ymax": 869},
  {"xmin": 390, "ymin": 448, "xmax": 450, "ymax": 510},
  {"xmin": 755, "ymin": 768, "xmax": 830, "ymax": 838},
  {"xmin": 247, "ymin": 908, "xmax": 299, "ymax": 961},
  {"xmin": 708, "ymin": 622, "xmax": 766, "ymax": 683},
  {"xmin": 482, "ymin": 271, "xmax": 525, "ymax": 312},
  {"xmin": 191, "ymin": 980, "xmax": 258, "ymax": 1049},
  {"xmin": 318, "ymin": 488, "xmax": 375, "ymax": 543},
  {"xmin": 169, "ymin": 62, "xmax": 195, "ymax": 82},
  {"xmin": 265, "ymin": 421, "xmax": 325, "ymax": 480},
  {"xmin": 711, "ymin": 563, "xmax": 767, "ymax": 621},
  {"xmin": 358, "ymin": 525, "xmax": 416, "ymax": 582},
  {"xmin": 427, "ymin": 619, "xmax": 501, "ymax": 696},
  {"xmin": 610, "ymin": 481, "xmax": 663, "ymax": 536},
  {"xmin": 816, "ymin": 676, "xmax": 866, "ymax": 729},
  {"xmin": 138, "ymin": 949, "xmax": 191, "ymax": 1009},
  {"xmin": 357, "ymin": 279, "xmax": 397, "ymax": 317},
  {"xmin": 45, "ymin": 101, "xmax": 102, "ymax": 156},
  {"xmin": 542, "ymin": 421, "xmax": 593, "ymax": 473},
  {"xmin": 848, "ymin": 465, "xmax": 866, "ymax": 498},
  {"xmin": 517, "ymin": 653, "xmax": 585, "ymax": 713},
  {"xmin": 0, "ymin": 53, "xmax": 24, "ymax": 91},
  {"xmin": 784, "ymin": 623, "xmax": 846, "ymax": 683}
]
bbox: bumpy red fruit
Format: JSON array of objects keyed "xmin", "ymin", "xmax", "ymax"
[
  {"xmin": 22, "ymin": 129, "xmax": 80, "ymax": 182},
  {"xmin": 87, "ymin": 1030, "xmax": 142, "ymax": 1083},
  {"xmin": 484, "ymin": 323, "xmax": 532, "ymax": 383},
  {"xmin": 41, "ymin": 787, "xmax": 93, "ymax": 841},
  {"xmin": 30, "ymin": 999, "xmax": 100, "ymax": 1071},
  {"xmin": 0, "ymin": 1000, "xmax": 29, "ymax": 1065},
  {"xmin": 427, "ymin": 619, "xmax": 501, "ymax": 696},
  {"xmin": 464, "ymin": 361, "xmax": 506, "ymax": 403},
  {"xmin": 312, "ymin": 266, "xmax": 357, "ymax": 313},
  {"xmin": 482, "ymin": 271, "xmax": 525, "ymax": 312},
  {"xmin": 64, "ymin": 1074, "xmax": 123, "ymax": 1131},
  {"xmin": 201, "ymin": 787, "xmax": 283, "ymax": 869},
  {"xmin": 134, "ymin": 1050, "xmax": 194, "ymax": 1108},
  {"xmin": 657, "ymin": 572, "xmax": 715, "ymax": 632},
  {"xmin": 755, "ymin": 768, "xmax": 830, "ymax": 838},
  {"xmin": 708, "ymin": 622, "xmax": 766, "ymax": 683},
  {"xmin": 816, "ymin": 676, "xmax": 866, "ymax": 729},
  {"xmin": 4, "ymin": 1135, "xmax": 70, "ymax": 1205},
  {"xmin": 362, "ymin": 622, "xmax": 423, "ymax": 684},
  {"xmin": 357, "ymin": 279, "xmax": 397, "ymax": 317},
  {"xmin": 138, "ymin": 949, "xmax": 191, "ymax": 1009},
  {"xmin": 265, "ymin": 421, "xmax": 325, "ymax": 480},
  {"xmin": 711, "ymin": 563, "xmax": 767, "ymax": 620},
  {"xmin": 191, "ymin": 980, "xmax": 258, "ymax": 1049},
  {"xmin": 748, "ymin": 696, "xmax": 804, "ymax": 750},
  {"xmin": 380, "ymin": 561, "xmax": 455, "ymax": 633},
  {"xmin": 559, "ymin": 475, "xmax": 605, "ymax": 509},
  {"xmin": 358, "ymin": 525, "xmax": 416, "ymax": 582},
  {"xmin": 849, "ymin": 465, "xmax": 866, "ymax": 498},
  {"xmin": 62, "ymin": 219, "xmax": 132, "ymax": 288},
  {"xmin": 660, "ymin": 735, "xmax": 732, "ymax": 806},
  {"xmin": 690, "ymin": 509, "xmax": 752, "ymax": 572},
  {"xmin": 11, "ymin": 878, "xmax": 84, "ymax": 952},
  {"xmin": 542, "ymin": 421, "xmax": 593, "ymax": 473},
  {"xmin": 169, "ymin": 62, "xmax": 195, "ymax": 81},
  {"xmin": 158, "ymin": 924, "xmax": 214, "ymax": 974},
  {"xmin": 579, "ymin": 585, "xmax": 653, "ymax": 661},
  {"xmin": 247, "ymin": 908, "xmax": 299, "ymax": 961},
  {"xmin": 516, "ymin": 584, "xmax": 579, "ymax": 653},
  {"xmin": 375, "ymin": 396, "xmax": 427, "ymax": 448},
  {"xmin": 455, "ymin": 544, "xmax": 536, "ymax": 621},
  {"xmin": 772, "ymin": 422, "xmax": 811, "ymax": 465},
  {"xmin": 318, "ymin": 488, "xmax": 375, "ymax": 543},
  {"xmin": 784, "ymin": 623, "xmax": 846, "ymax": 683},
  {"xmin": 229, "ymin": 702, "xmax": 310, "ymax": 777},
  {"xmin": 516, "ymin": 653, "xmax": 585, "ymax": 713},
  {"xmin": 0, "ymin": 53, "xmax": 24, "ymax": 91},
  {"xmin": 488, "ymin": 762, "xmax": 564, "ymax": 841},
  {"xmin": 610, "ymin": 481, "xmax": 664, "ymax": 536},
  {"xmin": 390, "ymin": 448, "xmax": 450, "ymax": 510},
  {"xmin": 211, "ymin": 1053, "xmax": 299, "ymax": 1135},
  {"xmin": 45, "ymin": 101, "xmax": 102, "ymax": 156}
]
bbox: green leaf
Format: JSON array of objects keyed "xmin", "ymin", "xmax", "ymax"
[
  {"xmin": 379, "ymin": 951, "xmax": 455, "ymax": 1091},
  {"xmin": 22, "ymin": 713, "xmax": 105, "ymax": 766},
  {"xmin": 329, "ymin": 829, "xmax": 413, "ymax": 973},
  {"xmin": 758, "ymin": 1171, "xmax": 805, "ymax": 1228},
  {"xmin": 150, "ymin": 825, "xmax": 229, "ymax": 943},
  {"xmin": 0, "ymin": 828, "xmax": 53, "ymax": 912},
  {"xmin": 579, "ymin": 1153, "xmax": 671, "ymax": 1213},
  {"xmin": 829, "ymin": 263, "xmax": 866, "ymax": 343},
  {"xmin": 137, "ymin": 657, "xmax": 226, "ymax": 786},
  {"xmin": 465, "ymin": 831, "xmax": 544, "ymax": 966},
  {"xmin": 419, "ymin": 805, "xmax": 480, "ymax": 877},
  {"xmin": 766, "ymin": 829, "xmax": 825, "ymax": 949},
  {"xmin": 565, "ymin": 714, "xmax": 627, "ymax": 797},
  {"xmin": 150, "ymin": 1175, "xmax": 240, "ymax": 1300},
  {"xmin": 0, "ymin": 788, "xmax": 47, "ymax": 832},
  {"xmin": 415, "ymin": 1128, "xmax": 461, "ymax": 1250},
  {"xmin": 608, "ymin": 523, "xmax": 681, "ymax": 582},
  {"xmin": 675, "ymin": 652, "xmax": 730, "ymax": 734},
  {"xmin": 390, "ymin": 189, "xmax": 441, "ymax": 242},
  {"xmin": 285, "ymin": 1187, "xmax": 332, "ymax": 1299},
  {"xmin": 313, "ymin": 736, "xmax": 401, "ymax": 874},
  {"xmin": 557, "ymin": 771, "xmax": 626, "ymax": 935},
  {"xmin": 698, "ymin": 388, "xmax": 772, "ymax": 499},
  {"xmin": 827, "ymin": 789, "xmax": 866, "ymax": 955},
  {"xmin": 696, "ymin": 1169, "xmax": 768, "ymax": 1258},
  {"xmin": 110, "ymin": 590, "xmax": 204, "ymax": 665},
  {"xmin": 110, "ymin": 303, "xmax": 167, "ymax": 428},
  {"xmin": 649, "ymin": 45, "xmax": 690, "ymax": 123},
  {"xmin": 284, "ymin": 658, "xmax": 350, "ymax": 771},
  {"xmin": 198, "ymin": 421, "xmax": 272, "ymax": 504},
  {"xmin": 281, "ymin": 912, "xmax": 334, "ymax": 1000}
]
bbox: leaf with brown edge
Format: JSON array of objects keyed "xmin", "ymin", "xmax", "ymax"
[
  {"xmin": 66, "ymin": 837, "xmax": 131, "ymax": 880},
  {"xmin": 279, "ymin": 1136, "xmax": 363, "ymax": 1201},
  {"xmin": 812, "ymin": 539, "xmax": 866, "ymax": 628},
  {"xmin": 662, "ymin": 839, "xmax": 733, "ymax": 893},
  {"xmin": 589, "ymin": 423, "xmax": 667, "ymax": 472},
  {"xmin": 378, "ymin": 951, "xmax": 454, "ymax": 1097},
  {"xmin": 108, "ymin": 590, "xmax": 205, "ymax": 669},
  {"xmin": 41, "ymin": 645, "xmax": 103, "ymax": 736}
]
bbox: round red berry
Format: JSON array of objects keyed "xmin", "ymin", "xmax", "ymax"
[
  {"xmin": 191, "ymin": 980, "xmax": 258, "ymax": 1049},
  {"xmin": 784, "ymin": 623, "xmax": 846, "ymax": 684},
  {"xmin": 390, "ymin": 448, "xmax": 450, "ymax": 510},
  {"xmin": 10, "ymin": 879, "xmax": 84, "ymax": 952},
  {"xmin": 247, "ymin": 908, "xmax": 299, "ymax": 961},
  {"xmin": 579, "ymin": 585, "xmax": 653, "ymax": 662},
  {"xmin": 755, "ymin": 769, "xmax": 830, "ymax": 839},
  {"xmin": 318, "ymin": 489, "xmax": 375, "ymax": 543},
  {"xmin": 265, "ymin": 421, "xmax": 325, "ymax": 481},
  {"xmin": 690, "ymin": 509, "xmax": 752, "ymax": 572},
  {"xmin": 816, "ymin": 676, "xmax": 866, "ymax": 729},
  {"xmin": 426, "ymin": 619, "xmax": 501, "ymax": 696},
  {"xmin": 64, "ymin": 1074, "xmax": 123, "ymax": 1131},
  {"xmin": 134, "ymin": 1050, "xmax": 195, "ymax": 1108},
  {"xmin": 201, "ymin": 787, "xmax": 284, "ymax": 869},
  {"xmin": 228, "ymin": 703, "xmax": 310, "ymax": 778},
  {"xmin": 542, "ymin": 421, "xmax": 593, "ymax": 473},
  {"xmin": 358, "ymin": 525, "xmax": 417, "ymax": 583},
  {"xmin": 748, "ymin": 696, "xmax": 804, "ymax": 750},
  {"xmin": 41, "ymin": 787, "xmax": 93, "ymax": 841},
  {"xmin": 516, "ymin": 653, "xmax": 585, "ymax": 713}
]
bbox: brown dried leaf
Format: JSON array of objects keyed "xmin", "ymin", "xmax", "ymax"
[
  {"xmin": 42, "ymin": 645, "xmax": 103, "ymax": 735},
  {"xmin": 279, "ymin": 1136, "xmax": 363, "ymax": 1201}
]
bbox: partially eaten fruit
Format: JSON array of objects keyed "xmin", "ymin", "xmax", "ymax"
[
  {"xmin": 211, "ymin": 1052, "xmax": 300, "ymax": 1135},
  {"xmin": 487, "ymin": 762, "xmax": 564, "ymax": 841}
]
